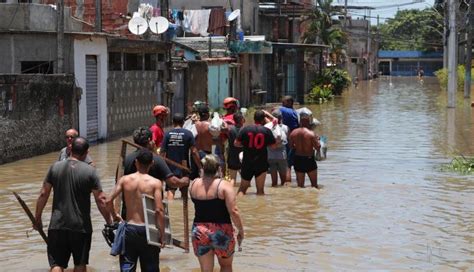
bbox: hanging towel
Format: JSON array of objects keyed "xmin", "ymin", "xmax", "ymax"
[
  {"xmin": 183, "ymin": 10, "xmax": 193, "ymax": 33},
  {"xmin": 110, "ymin": 221, "xmax": 127, "ymax": 256},
  {"xmin": 190, "ymin": 9, "xmax": 211, "ymax": 36},
  {"xmin": 208, "ymin": 8, "xmax": 226, "ymax": 36}
]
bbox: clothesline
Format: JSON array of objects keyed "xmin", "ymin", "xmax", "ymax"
[{"xmin": 169, "ymin": 8, "xmax": 240, "ymax": 37}]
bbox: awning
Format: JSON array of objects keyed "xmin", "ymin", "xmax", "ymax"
[
  {"xmin": 272, "ymin": 42, "xmax": 328, "ymax": 51},
  {"xmin": 229, "ymin": 40, "xmax": 273, "ymax": 54}
]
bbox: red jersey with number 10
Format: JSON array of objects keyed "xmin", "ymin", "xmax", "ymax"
[{"xmin": 236, "ymin": 125, "xmax": 276, "ymax": 165}]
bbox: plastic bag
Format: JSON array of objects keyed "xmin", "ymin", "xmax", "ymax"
[
  {"xmin": 264, "ymin": 121, "xmax": 282, "ymax": 141},
  {"xmin": 183, "ymin": 118, "xmax": 197, "ymax": 137},
  {"xmin": 315, "ymin": 136, "xmax": 327, "ymax": 161},
  {"xmin": 209, "ymin": 112, "xmax": 223, "ymax": 137},
  {"xmin": 296, "ymin": 107, "xmax": 321, "ymax": 127}
]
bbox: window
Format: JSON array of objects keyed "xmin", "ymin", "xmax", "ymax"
[
  {"xmin": 157, "ymin": 53, "xmax": 165, "ymax": 62},
  {"xmin": 109, "ymin": 52, "xmax": 122, "ymax": 71},
  {"xmin": 124, "ymin": 53, "xmax": 143, "ymax": 70},
  {"xmin": 21, "ymin": 61, "xmax": 54, "ymax": 74},
  {"xmin": 144, "ymin": 53, "xmax": 157, "ymax": 71}
]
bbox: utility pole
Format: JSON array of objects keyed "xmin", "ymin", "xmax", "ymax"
[
  {"xmin": 443, "ymin": 1, "xmax": 448, "ymax": 68},
  {"xmin": 56, "ymin": 0, "xmax": 64, "ymax": 73},
  {"xmin": 95, "ymin": 0, "xmax": 102, "ymax": 32},
  {"xmin": 344, "ymin": 0, "xmax": 348, "ymax": 29},
  {"xmin": 367, "ymin": 9, "xmax": 371, "ymax": 80},
  {"xmin": 376, "ymin": 14, "xmax": 379, "ymax": 75},
  {"xmin": 447, "ymin": 0, "xmax": 457, "ymax": 108},
  {"xmin": 464, "ymin": 0, "xmax": 473, "ymax": 98}
]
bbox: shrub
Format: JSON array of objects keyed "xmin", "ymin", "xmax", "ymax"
[
  {"xmin": 441, "ymin": 155, "xmax": 474, "ymax": 175},
  {"xmin": 434, "ymin": 65, "xmax": 473, "ymax": 91},
  {"xmin": 313, "ymin": 68, "xmax": 351, "ymax": 95},
  {"xmin": 305, "ymin": 85, "xmax": 334, "ymax": 103}
]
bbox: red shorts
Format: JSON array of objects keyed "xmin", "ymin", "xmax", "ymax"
[{"xmin": 192, "ymin": 223, "xmax": 235, "ymax": 258}]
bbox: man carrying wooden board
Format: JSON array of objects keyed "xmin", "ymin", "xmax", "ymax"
[{"xmin": 106, "ymin": 149, "xmax": 165, "ymax": 271}]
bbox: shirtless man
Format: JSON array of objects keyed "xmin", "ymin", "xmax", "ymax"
[
  {"xmin": 192, "ymin": 104, "xmax": 225, "ymax": 179},
  {"xmin": 289, "ymin": 113, "xmax": 321, "ymax": 188},
  {"xmin": 107, "ymin": 149, "xmax": 165, "ymax": 271}
]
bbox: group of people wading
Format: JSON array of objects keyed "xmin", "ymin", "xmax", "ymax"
[{"xmin": 33, "ymin": 95, "xmax": 321, "ymax": 272}]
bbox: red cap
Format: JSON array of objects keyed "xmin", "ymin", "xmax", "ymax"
[
  {"xmin": 223, "ymin": 97, "xmax": 238, "ymax": 109},
  {"xmin": 152, "ymin": 105, "xmax": 169, "ymax": 116}
]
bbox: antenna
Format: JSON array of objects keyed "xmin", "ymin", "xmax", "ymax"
[
  {"xmin": 148, "ymin": 16, "xmax": 170, "ymax": 34},
  {"xmin": 227, "ymin": 9, "xmax": 240, "ymax": 21},
  {"xmin": 128, "ymin": 17, "xmax": 148, "ymax": 35}
]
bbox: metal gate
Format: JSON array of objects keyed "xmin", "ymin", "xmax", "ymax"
[
  {"xmin": 208, "ymin": 64, "xmax": 229, "ymax": 109},
  {"xmin": 86, "ymin": 55, "xmax": 98, "ymax": 142},
  {"xmin": 172, "ymin": 69, "xmax": 185, "ymax": 115}
]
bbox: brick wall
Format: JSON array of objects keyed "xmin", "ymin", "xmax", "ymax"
[
  {"xmin": 0, "ymin": 75, "xmax": 76, "ymax": 165},
  {"xmin": 107, "ymin": 71, "xmax": 161, "ymax": 138}
]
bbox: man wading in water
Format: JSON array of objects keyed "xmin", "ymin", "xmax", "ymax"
[
  {"xmin": 235, "ymin": 110, "xmax": 276, "ymax": 196},
  {"xmin": 58, "ymin": 128, "xmax": 94, "ymax": 166},
  {"xmin": 289, "ymin": 113, "xmax": 321, "ymax": 188},
  {"xmin": 107, "ymin": 149, "xmax": 165, "ymax": 271},
  {"xmin": 34, "ymin": 137, "xmax": 111, "ymax": 272}
]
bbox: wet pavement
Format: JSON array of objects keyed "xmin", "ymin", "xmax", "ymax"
[{"xmin": 0, "ymin": 77, "xmax": 473, "ymax": 271}]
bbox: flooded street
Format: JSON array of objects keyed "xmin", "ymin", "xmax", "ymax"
[{"xmin": 0, "ymin": 77, "xmax": 473, "ymax": 271}]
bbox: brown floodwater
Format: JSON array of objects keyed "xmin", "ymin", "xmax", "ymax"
[{"xmin": 0, "ymin": 77, "xmax": 473, "ymax": 271}]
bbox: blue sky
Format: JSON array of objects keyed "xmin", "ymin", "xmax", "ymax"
[{"xmin": 333, "ymin": 0, "xmax": 436, "ymax": 25}]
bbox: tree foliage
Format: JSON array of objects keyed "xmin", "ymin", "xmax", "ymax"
[
  {"xmin": 378, "ymin": 8, "xmax": 444, "ymax": 51},
  {"xmin": 302, "ymin": 0, "xmax": 347, "ymax": 64}
]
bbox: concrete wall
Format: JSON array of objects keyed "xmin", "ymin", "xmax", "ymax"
[
  {"xmin": 0, "ymin": 74, "xmax": 76, "ymax": 165},
  {"xmin": 0, "ymin": 3, "xmax": 83, "ymax": 32},
  {"xmin": 107, "ymin": 71, "xmax": 161, "ymax": 138},
  {"xmin": 74, "ymin": 37, "xmax": 108, "ymax": 140},
  {"xmin": 0, "ymin": 33, "xmax": 74, "ymax": 74}
]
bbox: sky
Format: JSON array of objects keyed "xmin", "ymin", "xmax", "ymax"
[{"xmin": 332, "ymin": 0, "xmax": 436, "ymax": 25}]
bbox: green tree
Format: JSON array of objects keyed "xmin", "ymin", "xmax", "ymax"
[
  {"xmin": 302, "ymin": 0, "xmax": 347, "ymax": 65},
  {"xmin": 379, "ymin": 8, "xmax": 443, "ymax": 51}
]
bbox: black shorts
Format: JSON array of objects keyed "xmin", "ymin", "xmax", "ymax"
[
  {"xmin": 293, "ymin": 155, "xmax": 317, "ymax": 173},
  {"xmin": 241, "ymin": 162, "xmax": 268, "ymax": 181},
  {"xmin": 47, "ymin": 230, "xmax": 92, "ymax": 268},
  {"xmin": 227, "ymin": 160, "xmax": 241, "ymax": 171}
]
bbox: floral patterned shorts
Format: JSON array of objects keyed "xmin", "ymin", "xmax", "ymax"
[{"xmin": 192, "ymin": 223, "xmax": 235, "ymax": 258}]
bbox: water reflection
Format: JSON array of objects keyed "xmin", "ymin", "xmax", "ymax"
[{"xmin": 0, "ymin": 77, "xmax": 472, "ymax": 270}]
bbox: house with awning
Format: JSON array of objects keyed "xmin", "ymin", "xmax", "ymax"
[{"xmin": 378, "ymin": 50, "xmax": 443, "ymax": 76}]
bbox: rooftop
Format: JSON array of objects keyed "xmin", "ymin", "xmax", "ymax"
[{"xmin": 378, "ymin": 50, "xmax": 443, "ymax": 59}]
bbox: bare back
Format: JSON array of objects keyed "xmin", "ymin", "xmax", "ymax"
[
  {"xmin": 195, "ymin": 121, "xmax": 213, "ymax": 152},
  {"xmin": 290, "ymin": 127, "xmax": 320, "ymax": 156},
  {"xmin": 121, "ymin": 173, "xmax": 163, "ymax": 225}
]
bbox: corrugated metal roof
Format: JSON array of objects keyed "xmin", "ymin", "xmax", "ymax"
[{"xmin": 378, "ymin": 50, "xmax": 443, "ymax": 59}]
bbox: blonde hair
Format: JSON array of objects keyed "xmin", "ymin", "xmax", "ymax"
[{"xmin": 201, "ymin": 154, "xmax": 220, "ymax": 177}]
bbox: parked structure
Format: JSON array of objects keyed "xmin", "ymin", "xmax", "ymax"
[{"xmin": 378, "ymin": 50, "xmax": 443, "ymax": 76}]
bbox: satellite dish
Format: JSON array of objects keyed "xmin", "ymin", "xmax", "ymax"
[
  {"xmin": 148, "ymin": 16, "xmax": 169, "ymax": 34},
  {"xmin": 128, "ymin": 17, "xmax": 148, "ymax": 35},
  {"xmin": 228, "ymin": 9, "xmax": 240, "ymax": 21}
]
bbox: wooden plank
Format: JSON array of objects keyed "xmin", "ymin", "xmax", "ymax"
[
  {"xmin": 122, "ymin": 139, "xmax": 191, "ymax": 173},
  {"xmin": 114, "ymin": 141, "xmax": 127, "ymax": 214},
  {"xmin": 12, "ymin": 191, "xmax": 48, "ymax": 245}
]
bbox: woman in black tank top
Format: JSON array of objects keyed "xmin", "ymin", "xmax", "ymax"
[{"xmin": 189, "ymin": 154, "xmax": 244, "ymax": 272}]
